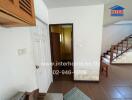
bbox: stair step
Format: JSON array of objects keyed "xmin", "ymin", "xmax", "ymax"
[
  {"xmin": 113, "ymin": 50, "xmax": 122, "ymax": 54},
  {"xmin": 129, "ymin": 35, "xmax": 132, "ymax": 38},
  {"xmin": 119, "ymin": 41, "xmax": 132, "ymax": 44},
  {"xmin": 128, "ymin": 38, "xmax": 132, "ymax": 41},
  {"xmin": 113, "ymin": 50, "xmax": 118, "ymax": 53},
  {"xmin": 107, "ymin": 52, "xmax": 117, "ymax": 57},
  {"xmin": 127, "ymin": 39, "xmax": 132, "ymax": 41},
  {"xmin": 123, "ymin": 44, "xmax": 132, "ymax": 48},
  {"xmin": 118, "ymin": 47, "xmax": 127, "ymax": 51},
  {"xmin": 118, "ymin": 44, "xmax": 131, "ymax": 48},
  {"xmin": 112, "ymin": 59, "xmax": 117, "ymax": 62},
  {"xmin": 112, "ymin": 56, "xmax": 123, "ymax": 62},
  {"xmin": 102, "ymin": 57, "xmax": 110, "ymax": 65},
  {"xmin": 105, "ymin": 55, "xmax": 110, "ymax": 59},
  {"xmin": 112, "ymin": 53, "xmax": 117, "ymax": 56},
  {"xmin": 104, "ymin": 53, "xmax": 116, "ymax": 59},
  {"xmin": 123, "ymin": 41, "xmax": 131, "ymax": 44}
]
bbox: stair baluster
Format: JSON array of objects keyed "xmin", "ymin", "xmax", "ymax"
[
  {"xmin": 110, "ymin": 45, "xmax": 114, "ymax": 64},
  {"xmin": 126, "ymin": 38, "xmax": 128, "ymax": 50}
]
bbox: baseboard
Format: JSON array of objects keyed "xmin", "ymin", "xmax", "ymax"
[
  {"xmin": 73, "ymin": 80, "xmax": 100, "ymax": 83},
  {"xmin": 111, "ymin": 63, "xmax": 132, "ymax": 65}
]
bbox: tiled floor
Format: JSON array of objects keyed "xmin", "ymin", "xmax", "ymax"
[{"xmin": 48, "ymin": 65, "xmax": 132, "ymax": 100}]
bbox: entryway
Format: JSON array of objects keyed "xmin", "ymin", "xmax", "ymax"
[{"xmin": 49, "ymin": 24, "xmax": 74, "ymax": 81}]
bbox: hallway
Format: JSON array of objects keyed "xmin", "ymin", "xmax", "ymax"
[{"xmin": 48, "ymin": 65, "xmax": 132, "ymax": 100}]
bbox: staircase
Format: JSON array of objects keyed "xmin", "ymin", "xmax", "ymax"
[{"xmin": 101, "ymin": 34, "xmax": 132, "ymax": 77}]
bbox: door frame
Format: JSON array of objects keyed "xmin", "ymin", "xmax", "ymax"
[{"xmin": 49, "ymin": 23, "xmax": 74, "ymax": 81}]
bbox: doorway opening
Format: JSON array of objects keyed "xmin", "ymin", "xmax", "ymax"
[{"xmin": 49, "ymin": 24, "xmax": 74, "ymax": 81}]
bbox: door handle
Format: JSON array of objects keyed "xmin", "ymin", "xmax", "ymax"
[{"xmin": 36, "ymin": 65, "xmax": 39, "ymax": 69}]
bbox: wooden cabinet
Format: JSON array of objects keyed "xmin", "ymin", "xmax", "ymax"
[{"xmin": 0, "ymin": 0, "xmax": 36, "ymax": 26}]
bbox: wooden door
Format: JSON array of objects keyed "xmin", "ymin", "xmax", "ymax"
[{"xmin": 51, "ymin": 32, "xmax": 61, "ymax": 80}]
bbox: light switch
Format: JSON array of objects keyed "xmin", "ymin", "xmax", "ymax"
[{"xmin": 17, "ymin": 48, "xmax": 27, "ymax": 56}]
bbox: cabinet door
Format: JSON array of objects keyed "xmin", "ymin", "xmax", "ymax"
[{"xmin": 0, "ymin": 0, "xmax": 35, "ymax": 25}]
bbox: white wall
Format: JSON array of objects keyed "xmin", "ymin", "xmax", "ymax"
[
  {"xmin": 34, "ymin": 0, "xmax": 49, "ymax": 23},
  {"xmin": 49, "ymin": 5, "xmax": 104, "ymax": 81},
  {"xmin": 0, "ymin": 0, "xmax": 51, "ymax": 99},
  {"xmin": 0, "ymin": 27, "xmax": 37, "ymax": 100},
  {"xmin": 102, "ymin": 25, "xmax": 132, "ymax": 53}
]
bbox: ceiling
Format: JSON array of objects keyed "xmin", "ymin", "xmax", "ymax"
[{"xmin": 43, "ymin": 0, "xmax": 119, "ymax": 9}]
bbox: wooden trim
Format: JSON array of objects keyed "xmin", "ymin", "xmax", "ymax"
[
  {"xmin": 0, "ymin": 10, "xmax": 28, "ymax": 25},
  {"xmin": 49, "ymin": 26, "xmax": 53, "ymax": 63},
  {"xmin": 111, "ymin": 63, "xmax": 132, "ymax": 65},
  {"xmin": 73, "ymin": 80, "xmax": 100, "ymax": 83},
  {"xmin": 50, "ymin": 23, "xmax": 73, "ymax": 26}
]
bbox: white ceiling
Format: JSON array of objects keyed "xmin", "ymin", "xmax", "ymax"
[{"xmin": 43, "ymin": 0, "xmax": 119, "ymax": 9}]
